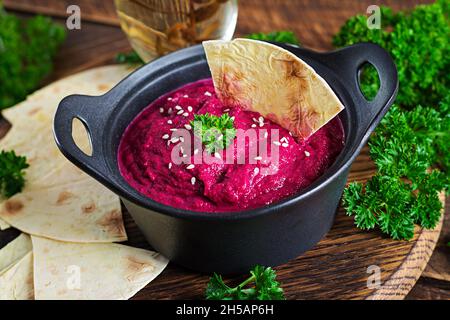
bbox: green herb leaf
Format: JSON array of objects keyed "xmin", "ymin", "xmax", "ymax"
[
  {"xmin": 205, "ymin": 265, "xmax": 285, "ymax": 300},
  {"xmin": 338, "ymin": 1, "xmax": 449, "ymax": 240},
  {"xmin": 115, "ymin": 51, "xmax": 144, "ymax": 65},
  {"xmin": 0, "ymin": 150, "xmax": 29, "ymax": 198},
  {"xmin": 0, "ymin": 8, "xmax": 66, "ymax": 109},
  {"xmin": 246, "ymin": 31, "xmax": 300, "ymax": 45},
  {"xmin": 190, "ymin": 113, "xmax": 236, "ymax": 153}
]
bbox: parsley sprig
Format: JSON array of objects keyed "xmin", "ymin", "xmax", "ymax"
[
  {"xmin": 0, "ymin": 6, "xmax": 66, "ymax": 109},
  {"xmin": 190, "ymin": 113, "xmax": 236, "ymax": 153},
  {"xmin": 246, "ymin": 31, "xmax": 300, "ymax": 45},
  {"xmin": 0, "ymin": 150, "xmax": 29, "ymax": 198},
  {"xmin": 206, "ymin": 265, "xmax": 285, "ymax": 300},
  {"xmin": 336, "ymin": 1, "xmax": 449, "ymax": 240}
]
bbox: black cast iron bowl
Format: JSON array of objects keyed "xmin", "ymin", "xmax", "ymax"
[{"xmin": 53, "ymin": 42, "xmax": 398, "ymax": 274}]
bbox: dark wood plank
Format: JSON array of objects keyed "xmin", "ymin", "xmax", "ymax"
[
  {"xmin": 3, "ymin": 0, "xmax": 120, "ymax": 26},
  {"xmin": 406, "ymin": 277, "xmax": 450, "ymax": 300}
]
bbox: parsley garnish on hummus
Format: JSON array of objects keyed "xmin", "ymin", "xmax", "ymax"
[{"xmin": 190, "ymin": 113, "xmax": 236, "ymax": 153}]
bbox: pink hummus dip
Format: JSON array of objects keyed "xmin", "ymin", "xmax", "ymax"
[{"xmin": 118, "ymin": 79, "xmax": 345, "ymax": 212}]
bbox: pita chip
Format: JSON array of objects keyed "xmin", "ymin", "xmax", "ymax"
[
  {"xmin": 203, "ymin": 38, "xmax": 345, "ymax": 138},
  {"xmin": 0, "ymin": 218, "xmax": 10, "ymax": 230},
  {"xmin": 32, "ymin": 236, "xmax": 168, "ymax": 300},
  {"xmin": 0, "ymin": 252, "xmax": 34, "ymax": 300},
  {"xmin": 0, "ymin": 66, "xmax": 131, "ymax": 243},
  {"xmin": 0, "ymin": 233, "xmax": 32, "ymax": 275}
]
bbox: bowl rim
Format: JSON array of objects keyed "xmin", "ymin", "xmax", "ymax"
[{"xmin": 55, "ymin": 42, "xmax": 398, "ymax": 221}]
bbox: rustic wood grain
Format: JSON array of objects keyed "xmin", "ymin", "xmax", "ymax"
[{"xmin": 1, "ymin": 0, "xmax": 447, "ymax": 300}]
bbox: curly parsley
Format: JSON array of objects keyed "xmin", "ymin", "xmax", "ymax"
[
  {"xmin": 246, "ymin": 31, "xmax": 300, "ymax": 45},
  {"xmin": 206, "ymin": 265, "xmax": 285, "ymax": 300},
  {"xmin": 0, "ymin": 6, "xmax": 66, "ymax": 109},
  {"xmin": 0, "ymin": 150, "xmax": 29, "ymax": 198},
  {"xmin": 190, "ymin": 113, "xmax": 236, "ymax": 153},
  {"xmin": 337, "ymin": 1, "xmax": 449, "ymax": 240}
]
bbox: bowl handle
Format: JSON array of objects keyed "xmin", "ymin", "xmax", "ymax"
[
  {"xmin": 53, "ymin": 94, "xmax": 111, "ymax": 183},
  {"xmin": 317, "ymin": 42, "xmax": 398, "ymax": 133}
]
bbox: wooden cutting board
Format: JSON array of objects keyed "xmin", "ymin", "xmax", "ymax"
[{"xmin": 0, "ymin": 64, "xmax": 444, "ymax": 300}]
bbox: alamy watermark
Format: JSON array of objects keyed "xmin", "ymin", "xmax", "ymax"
[
  {"xmin": 66, "ymin": 5, "xmax": 81, "ymax": 30},
  {"xmin": 367, "ymin": 5, "xmax": 381, "ymax": 30}
]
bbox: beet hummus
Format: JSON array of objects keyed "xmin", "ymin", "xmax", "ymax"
[{"xmin": 118, "ymin": 79, "xmax": 345, "ymax": 212}]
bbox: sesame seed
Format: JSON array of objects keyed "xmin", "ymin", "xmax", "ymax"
[
  {"xmin": 179, "ymin": 137, "xmax": 185, "ymax": 142},
  {"xmin": 170, "ymin": 128, "xmax": 177, "ymax": 131},
  {"xmin": 223, "ymin": 108, "xmax": 230, "ymax": 112},
  {"xmin": 204, "ymin": 91, "xmax": 212, "ymax": 96},
  {"xmin": 159, "ymin": 107, "xmax": 164, "ymax": 113},
  {"xmin": 191, "ymin": 177, "xmax": 196, "ymax": 185},
  {"xmin": 182, "ymin": 112, "xmax": 189, "ymax": 117},
  {"xmin": 194, "ymin": 149, "xmax": 199, "ymax": 155},
  {"xmin": 162, "ymin": 134, "xmax": 169, "ymax": 139},
  {"xmin": 183, "ymin": 154, "xmax": 187, "ymax": 158},
  {"xmin": 175, "ymin": 105, "xmax": 182, "ymax": 110},
  {"xmin": 252, "ymin": 118, "xmax": 258, "ymax": 123},
  {"xmin": 280, "ymin": 137, "xmax": 288, "ymax": 143},
  {"xmin": 259, "ymin": 122, "xmax": 264, "ymax": 127},
  {"xmin": 251, "ymin": 124, "xmax": 257, "ymax": 128},
  {"xmin": 254, "ymin": 156, "xmax": 262, "ymax": 161},
  {"xmin": 258, "ymin": 116, "xmax": 264, "ymax": 123},
  {"xmin": 177, "ymin": 110, "xmax": 184, "ymax": 115},
  {"xmin": 168, "ymin": 163, "xmax": 172, "ymax": 169},
  {"xmin": 167, "ymin": 120, "xmax": 173, "ymax": 124},
  {"xmin": 186, "ymin": 164, "xmax": 195, "ymax": 170},
  {"xmin": 282, "ymin": 143, "xmax": 289, "ymax": 147},
  {"xmin": 254, "ymin": 167, "xmax": 260, "ymax": 175},
  {"xmin": 230, "ymin": 116, "xmax": 235, "ymax": 121},
  {"xmin": 187, "ymin": 106, "xmax": 193, "ymax": 112},
  {"xmin": 289, "ymin": 132, "xmax": 293, "ymax": 136},
  {"xmin": 305, "ymin": 151, "xmax": 310, "ymax": 157},
  {"xmin": 171, "ymin": 137, "xmax": 179, "ymax": 143},
  {"xmin": 167, "ymin": 140, "xmax": 171, "ymax": 146},
  {"xmin": 168, "ymin": 97, "xmax": 173, "ymax": 101},
  {"xmin": 183, "ymin": 94, "xmax": 189, "ymax": 98},
  {"xmin": 184, "ymin": 124, "xmax": 192, "ymax": 130},
  {"xmin": 273, "ymin": 141, "xmax": 281, "ymax": 146},
  {"xmin": 214, "ymin": 152, "xmax": 221, "ymax": 159},
  {"xmin": 264, "ymin": 132, "xmax": 268, "ymax": 138}
]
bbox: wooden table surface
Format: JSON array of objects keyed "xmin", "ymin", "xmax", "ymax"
[{"xmin": 2, "ymin": 0, "xmax": 448, "ymax": 300}]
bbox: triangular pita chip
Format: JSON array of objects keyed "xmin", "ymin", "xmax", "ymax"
[
  {"xmin": 32, "ymin": 236, "xmax": 169, "ymax": 300},
  {"xmin": 0, "ymin": 66, "xmax": 132, "ymax": 242},
  {"xmin": 0, "ymin": 252, "xmax": 34, "ymax": 300},
  {"xmin": 0, "ymin": 233, "xmax": 32, "ymax": 275},
  {"xmin": 203, "ymin": 38, "xmax": 345, "ymax": 138},
  {"xmin": 0, "ymin": 218, "xmax": 10, "ymax": 230}
]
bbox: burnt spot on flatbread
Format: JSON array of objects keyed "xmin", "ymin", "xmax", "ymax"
[
  {"xmin": 3, "ymin": 199, "xmax": 24, "ymax": 215},
  {"xmin": 95, "ymin": 209, "xmax": 126, "ymax": 238},
  {"xmin": 126, "ymin": 256, "xmax": 154, "ymax": 281},
  {"xmin": 97, "ymin": 84, "xmax": 110, "ymax": 91},
  {"xmin": 56, "ymin": 191, "xmax": 74, "ymax": 205},
  {"xmin": 273, "ymin": 57, "xmax": 308, "ymax": 80},
  {"xmin": 28, "ymin": 107, "xmax": 42, "ymax": 116},
  {"xmin": 81, "ymin": 202, "xmax": 96, "ymax": 214}
]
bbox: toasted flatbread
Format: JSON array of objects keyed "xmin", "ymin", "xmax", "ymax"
[
  {"xmin": 203, "ymin": 38, "xmax": 344, "ymax": 138},
  {"xmin": 0, "ymin": 252, "xmax": 34, "ymax": 300},
  {"xmin": 0, "ymin": 66, "xmax": 132, "ymax": 242},
  {"xmin": 32, "ymin": 236, "xmax": 169, "ymax": 300},
  {"xmin": 0, "ymin": 233, "xmax": 32, "ymax": 275}
]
